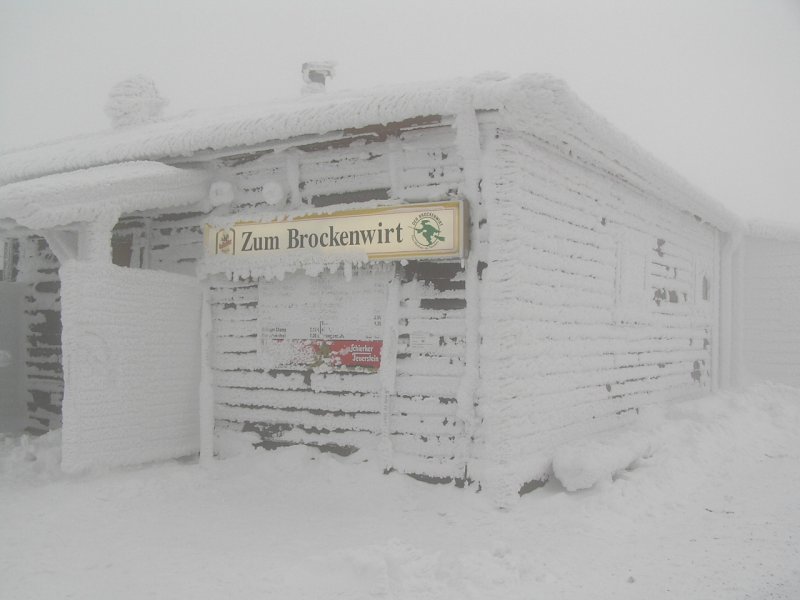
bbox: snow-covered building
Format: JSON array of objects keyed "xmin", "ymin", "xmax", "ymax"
[
  {"xmin": 740, "ymin": 222, "xmax": 800, "ymax": 388},
  {"xmin": 0, "ymin": 73, "xmax": 769, "ymax": 500}
]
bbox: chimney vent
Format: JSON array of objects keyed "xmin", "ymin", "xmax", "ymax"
[{"xmin": 301, "ymin": 61, "xmax": 336, "ymax": 94}]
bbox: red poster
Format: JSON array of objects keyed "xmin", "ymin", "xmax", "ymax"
[{"xmin": 306, "ymin": 340, "xmax": 383, "ymax": 371}]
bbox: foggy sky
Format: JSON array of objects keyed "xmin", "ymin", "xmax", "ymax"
[{"xmin": 1, "ymin": 0, "xmax": 798, "ymax": 224}]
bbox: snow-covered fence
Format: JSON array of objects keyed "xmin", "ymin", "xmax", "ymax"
[{"xmin": 60, "ymin": 261, "xmax": 202, "ymax": 472}]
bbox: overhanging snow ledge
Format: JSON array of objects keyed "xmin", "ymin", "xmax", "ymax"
[{"xmin": 0, "ymin": 161, "xmax": 209, "ymax": 230}]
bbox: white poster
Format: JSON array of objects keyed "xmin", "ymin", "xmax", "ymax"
[{"xmin": 258, "ymin": 267, "xmax": 389, "ymax": 371}]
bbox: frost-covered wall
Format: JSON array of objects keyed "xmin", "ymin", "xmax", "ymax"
[
  {"xmin": 2, "ymin": 210, "xmax": 206, "ymax": 437},
  {"xmin": 201, "ymin": 106, "xmax": 723, "ymax": 492},
  {"xmin": 60, "ymin": 261, "xmax": 201, "ymax": 472},
  {"xmin": 111, "ymin": 208, "xmax": 208, "ymax": 275},
  {"xmin": 149, "ymin": 210, "xmax": 208, "ymax": 275},
  {"xmin": 742, "ymin": 235, "xmax": 800, "ymax": 386},
  {"xmin": 208, "ymin": 118, "xmax": 473, "ymax": 482},
  {"xmin": 477, "ymin": 129, "xmax": 719, "ymax": 497}
]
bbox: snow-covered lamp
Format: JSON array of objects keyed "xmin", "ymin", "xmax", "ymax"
[
  {"xmin": 261, "ymin": 181, "xmax": 285, "ymax": 205},
  {"xmin": 208, "ymin": 181, "xmax": 235, "ymax": 207}
]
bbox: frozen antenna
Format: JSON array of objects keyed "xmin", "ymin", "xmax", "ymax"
[{"xmin": 301, "ymin": 61, "xmax": 336, "ymax": 94}]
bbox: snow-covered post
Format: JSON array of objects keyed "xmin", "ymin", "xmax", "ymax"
[
  {"xmin": 285, "ymin": 150, "xmax": 302, "ymax": 207},
  {"xmin": 731, "ymin": 235, "xmax": 745, "ymax": 388},
  {"xmin": 450, "ymin": 87, "xmax": 483, "ymax": 485},
  {"xmin": 387, "ymin": 140, "xmax": 403, "ymax": 199},
  {"xmin": 378, "ymin": 265, "xmax": 400, "ymax": 472},
  {"xmin": 77, "ymin": 210, "xmax": 118, "ymax": 263},
  {"xmin": 720, "ymin": 231, "xmax": 743, "ymax": 388},
  {"xmin": 42, "ymin": 230, "xmax": 78, "ymax": 263},
  {"xmin": 198, "ymin": 182, "xmax": 234, "ymax": 465},
  {"xmin": 199, "ymin": 279, "xmax": 215, "ymax": 464}
]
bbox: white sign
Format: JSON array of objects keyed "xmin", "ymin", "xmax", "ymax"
[{"xmin": 206, "ymin": 200, "xmax": 467, "ymax": 261}]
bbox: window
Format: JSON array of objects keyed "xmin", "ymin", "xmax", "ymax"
[
  {"xmin": 694, "ymin": 259, "xmax": 712, "ymax": 304},
  {"xmin": 111, "ymin": 217, "xmax": 149, "ymax": 269}
]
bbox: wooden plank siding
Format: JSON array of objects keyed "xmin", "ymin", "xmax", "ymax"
[
  {"xmin": 7, "ymin": 211, "xmax": 205, "ymax": 435},
  {"xmin": 207, "ymin": 121, "xmax": 472, "ymax": 481},
  {"xmin": 478, "ymin": 129, "xmax": 719, "ymax": 490},
  {"xmin": 148, "ymin": 211, "xmax": 207, "ymax": 275},
  {"xmin": 15, "ymin": 236, "xmax": 63, "ymax": 434}
]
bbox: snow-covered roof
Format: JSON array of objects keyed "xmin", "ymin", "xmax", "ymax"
[
  {"xmin": 0, "ymin": 75, "xmax": 499, "ymax": 187},
  {"xmin": 0, "ymin": 73, "xmax": 740, "ymax": 231},
  {"xmin": 0, "ymin": 161, "xmax": 208, "ymax": 229},
  {"xmin": 747, "ymin": 219, "xmax": 800, "ymax": 242}
]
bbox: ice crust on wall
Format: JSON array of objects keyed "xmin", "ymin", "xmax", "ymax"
[
  {"xmin": 199, "ymin": 250, "xmax": 371, "ymax": 282},
  {"xmin": 60, "ymin": 260, "xmax": 202, "ymax": 472},
  {"xmin": 475, "ymin": 119, "xmax": 719, "ymax": 503}
]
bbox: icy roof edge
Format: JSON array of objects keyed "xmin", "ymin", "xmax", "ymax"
[
  {"xmin": 490, "ymin": 75, "xmax": 741, "ymax": 232},
  {"xmin": 0, "ymin": 74, "xmax": 511, "ymax": 187},
  {"xmin": 747, "ymin": 219, "xmax": 800, "ymax": 242},
  {"xmin": 0, "ymin": 161, "xmax": 209, "ymax": 230}
]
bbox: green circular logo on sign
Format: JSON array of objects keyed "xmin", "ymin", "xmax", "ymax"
[{"xmin": 411, "ymin": 212, "xmax": 446, "ymax": 249}]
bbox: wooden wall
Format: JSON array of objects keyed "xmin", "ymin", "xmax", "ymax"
[
  {"xmin": 15, "ymin": 236, "xmax": 63, "ymax": 435},
  {"xmin": 208, "ymin": 117, "xmax": 473, "ymax": 482},
  {"xmin": 112, "ymin": 210, "xmax": 207, "ymax": 275},
  {"xmin": 6, "ymin": 209, "xmax": 208, "ymax": 436}
]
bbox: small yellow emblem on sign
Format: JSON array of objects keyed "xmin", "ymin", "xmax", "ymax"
[{"xmin": 216, "ymin": 229, "xmax": 234, "ymax": 255}]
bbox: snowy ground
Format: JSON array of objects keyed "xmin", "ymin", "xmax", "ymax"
[{"xmin": 2, "ymin": 383, "xmax": 799, "ymax": 599}]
